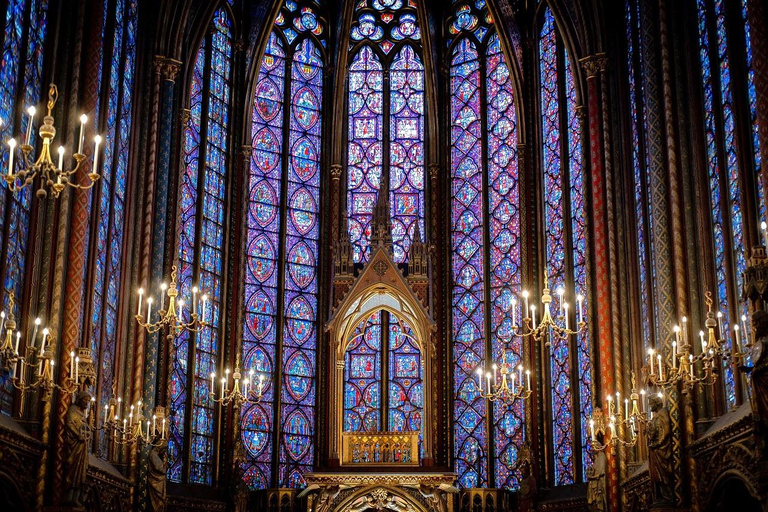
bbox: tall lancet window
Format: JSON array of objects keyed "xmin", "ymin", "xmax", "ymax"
[
  {"xmin": 86, "ymin": 0, "xmax": 138, "ymax": 451},
  {"xmin": 697, "ymin": 0, "xmax": 762, "ymax": 408},
  {"xmin": 538, "ymin": 6, "xmax": 591, "ymax": 485},
  {"xmin": 169, "ymin": 4, "xmax": 233, "ymax": 485},
  {"xmin": 346, "ymin": 0, "xmax": 425, "ymax": 264},
  {"xmin": 449, "ymin": 1, "xmax": 523, "ymax": 489},
  {"xmin": 0, "ymin": 0, "xmax": 49, "ymax": 415},
  {"xmin": 241, "ymin": 0, "xmax": 325, "ymax": 490}
]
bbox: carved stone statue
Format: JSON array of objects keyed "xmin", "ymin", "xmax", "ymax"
[
  {"xmin": 148, "ymin": 439, "xmax": 167, "ymax": 512},
  {"xmin": 517, "ymin": 444, "xmax": 537, "ymax": 512},
  {"xmin": 586, "ymin": 439, "xmax": 607, "ymax": 512},
  {"xmin": 647, "ymin": 395, "xmax": 674, "ymax": 507},
  {"xmin": 63, "ymin": 391, "xmax": 90, "ymax": 507}
]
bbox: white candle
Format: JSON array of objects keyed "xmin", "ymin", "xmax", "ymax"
[
  {"xmin": 259, "ymin": 374, "xmax": 265, "ymax": 395},
  {"xmin": 57, "ymin": 146, "xmax": 64, "ymax": 171},
  {"xmin": 476, "ymin": 368, "xmax": 483, "ymax": 390},
  {"xmin": 640, "ymin": 389, "xmax": 646, "ymax": 412},
  {"xmin": 162, "ymin": 418, "xmax": 166, "ymax": 438},
  {"xmin": 511, "ymin": 297, "xmax": 517, "ymax": 328},
  {"xmin": 590, "ymin": 419, "xmax": 596, "ymax": 441},
  {"xmin": 717, "ymin": 312, "xmax": 724, "ymax": 337},
  {"xmin": 75, "ymin": 356, "xmax": 79, "ymax": 383},
  {"xmin": 742, "ymin": 314, "xmax": 749, "ymax": 344},
  {"xmin": 129, "ymin": 411, "xmax": 133, "ymax": 427},
  {"xmin": 734, "ymin": 324, "xmax": 741, "ymax": 348},
  {"xmin": 14, "ymin": 331, "xmax": 19, "ymax": 355},
  {"xmin": 137, "ymin": 288, "xmax": 144, "ymax": 316},
  {"xmin": 92, "ymin": 135, "xmax": 101, "ymax": 171},
  {"xmin": 178, "ymin": 300, "xmax": 184, "ymax": 322},
  {"xmin": 25, "ymin": 106, "xmax": 35, "ymax": 145},
  {"xmin": 674, "ymin": 325, "xmax": 680, "ymax": 346},
  {"xmin": 526, "ymin": 370, "xmax": 531, "ymax": 391},
  {"xmin": 564, "ymin": 303, "xmax": 569, "ymax": 330},
  {"xmin": 0, "ymin": 311, "xmax": 6, "ymax": 338},
  {"xmin": 486, "ymin": 372, "xmax": 492, "ymax": 394},
  {"xmin": 518, "ymin": 364, "xmax": 523, "ymax": 386},
  {"xmin": 70, "ymin": 350, "xmax": 74, "ymax": 377},
  {"xmin": 32, "ymin": 318, "xmax": 40, "ymax": 349},
  {"xmin": 492, "ymin": 364, "xmax": 498, "ymax": 386},
  {"xmin": 210, "ymin": 372, "xmax": 215, "ymax": 395},
  {"xmin": 609, "ymin": 422, "xmax": 616, "ymax": 438},
  {"xmin": 511, "ymin": 372, "xmax": 516, "ymax": 392},
  {"xmin": 762, "ymin": 221, "xmax": 768, "ymax": 249},
  {"xmin": 657, "ymin": 354, "xmax": 663, "ymax": 379},
  {"xmin": 530, "ymin": 305, "xmax": 537, "ymax": 329},
  {"xmin": 201, "ymin": 295, "xmax": 208, "ymax": 323},
  {"xmin": 700, "ymin": 330, "xmax": 706, "ymax": 353},
  {"xmin": 244, "ymin": 378, "xmax": 250, "ymax": 397},
  {"xmin": 153, "ymin": 414, "xmax": 157, "ymax": 434},
  {"xmin": 625, "ymin": 399, "xmax": 629, "ymax": 421},
  {"xmin": 104, "ymin": 404, "xmax": 109, "ymax": 426},
  {"xmin": 672, "ymin": 342, "xmax": 677, "ymax": 368},
  {"xmin": 689, "ymin": 354, "xmax": 694, "ymax": 378},
  {"xmin": 557, "ymin": 287, "xmax": 565, "ymax": 317},
  {"xmin": 8, "ymin": 138, "xmax": 16, "ymax": 175},
  {"xmin": 577, "ymin": 294, "xmax": 584, "ymax": 324},
  {"xmin": 49, "ymin": 360, "xmax": 54, "ymax": 380},
  {"xmin": 78, "ymin": 114, "xmax": 87, "ymax": 154},
  {"xmin": 649, "ymin": 349, "xmax": 655, "ymax": 375},
  {"xmin": 146, "ymin": 297, "xmax": 153, "ymax": 322},
  {"xmin": 220, "ymin": 377, "xmax": 226, "ymax": 399},
  {"xmin": 160, "ymin": 283, "xmax": 167, "ymax": 311},
  {"xmin": 146, "ymin": 420, "xmax": 151, "ymax": 443},
  {"xmin": 192, "ymin": 286, "xmax": 198, "ymax": 317}
]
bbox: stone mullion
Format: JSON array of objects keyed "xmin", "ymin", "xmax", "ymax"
[
  {"xmin": 51, "ymin": 0, "xmax": 105, "ymax": 505},
  {"xmin": 748, "ymin": 0, "xmax": 768, "ymax": 218}
]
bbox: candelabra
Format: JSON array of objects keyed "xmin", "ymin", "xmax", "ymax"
[
  {"xmin": 3, "ymin": 84, "xmax": 101, "ymax": 198},
  {"xmin": 135, "ymin": 265, "xmax": 208, "ymax": 335},
  {"xmin": 500, "ymin": 273, "xmax": 586, "ymax": 346},
  {"xmin": 474, "ymin": 359, "xmax": 532, "ymax": 404},
  {"xmin": 590, "ymin": 374, "xmax": 648, "ymax": 450},
  {"xmin": 209, "ymin": 354, "xmax": 266, "ymax": 408},
  {"xmin": 95, "ymin": 399, "xmax": 167, "ymax": 447}
]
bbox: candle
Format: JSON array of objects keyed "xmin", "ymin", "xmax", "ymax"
[
  {"xmin": 8, "ymin": 138, "xmax": 16, "ymax": 175},
  {"xmin": 689, "ymin": 354, "xmax": 694, "ymax": 378},
  {"xmin": 70, "ymin": 350, "xmax": 74, "ymax": 377},
  {"xmin": 762, "ymin": 221, "xmax": 768, "ymax": 249},
  {"xmin": 32, "ymin": 318, "xmax": 40, "ymax": 349},
  {"xmin": 526, "ymin": 370, "xmax": 531, "ymax": 391},
  {"xmin": 244, "ymin": 378, "xmax": 250, "ymax": 397},
  {"xmin": 78, "ymin": 114, "xmax": 87, "ymax": 154},
  {"xmin": 672, "ymin": 341, "xmax": 677, "ymax": 368},
  {"xmin": 518, "ymin": 365, "xmax": 523, "ymax": 386},
  {"xmin": 530, "ymin": 305, "xmax": 537, "ymax": 330},
  {"xmin": 511, "ymin": 297, "xmax": 517, "ymax": 328},
  {"xmin": 476, "ymin": 368, "xmax": 483, "ymax": 391},
  {"xmin": 674, "ymin": 325, "xmax": 680, "ymax": 347},
  {"xmin": 640, "ymin": 389, "xmax": 646, "ymax": 412},
  {"xmin": 609, "ymin": 422, "xmax": 616, "ymax": 438},
  {"xmin": 14, "ymin": 331, "xmax": 19, "ymax": 355},
  {"xmin": 75, "ymin": 356, "xmax": 79, "ymax": 383},
  {"xmin": 225, "ymin": 368, "xmax": 230, "ymax": 392},
  {"xmin": 734, "ymin": 324, "xmax": 741, "ymax": 348},
  {"xmin": 201, "ymin": 295, "xmax": 208, "ymax": 323},
  {"xmin": 742, "ymin": 314, "xmax": 749, "ymax": 344},
  {"xmin": 590, "ymin": 419, "xmax": 596, "ymax": 441},
  {"xmin": 18, "ymin": 358, "xmax": 24, "ymax": 385},
  {"xmin": 220, "ymin": 377, "xmax": 226, "ymax": 400},
  {"xmin": 137, "ymin": 288, "xmax": 144, "ymax": 316},
  {"xmin": 717, "ymin": 312, "xmax": 724, "ymax": 337},
  {"xmin": 511, "ymin": 372, "xmax": 516, "ymax": 392},
  {"xmin": 92, "ymin": 135, "xmax": 101, "ymax": 171},
  {"xmin": 486, "ymin": 372, "xmax": 492, "ymax": 394},
  {"xmin": 210, "ymin": 372, "xmax": 215, "ymax": 395},
  {"xmin": 129, "ymin": 411, "xmax": 133, "ymax": 427},
  {"xmin": 57, "ymin": 145, "xmax": 64, "ymax": 171},
  {"xmin": 104, "ymin": 404, "xmax": 109, "ymax": 426},
  {"xmin": 146, "ymin": 420, "xmax": 151, "ymax": 443},
  {"xmin": 25, "ymin": 106, "xmax": 35, "ymax": 145},
  {"xmin": 258, "ymin": 374, "xmax": 265, "ymax": 395},
  {"xmin": 682, "ymin": 316, "xmax": 688, "ymax": 345},
  {"xmin": 657, "ymin": 354, "xmax": 663, "ymax": 380},
  {"xmin": 162, "ymin": 418, "xmax": 166, "ymax": 439},
  {"xmin": 492, "ymin": 364, "xmax": 498, "ymax": 386},
  {"xmin": 153, "ymin": 414, "xmax": 157, "ymax": 434},
  {"xmin": 0, "ymin": 311, "xmax": 5, "ymax": 337},
  {"xmin": 625, "ymin": 399, "xmax": 629, "ymax": 421},
  {"xmin": 117, "ymin": 396, "xmax": 122, "ymax": 420},
  {"xmin": 564, "ymin": 303, "xmax": 569, "ymax": 330},
  {"xmin": 146, "ymin": 297, "xmax": 153, "ymax": 322},
  {"xmin": 577, "ymin": 294, "xmax": 584, "ymax": 324},
  {"xmin": 192, "ymin": 286, "xmax": 198, "ymax": 317},
  {"xmin": 649, "ymin": 349, "xmax": 655, "ymax": 375},
  {"xmin": 178, "ymin": 300, "xmax": 184, "ymax": 322},
  {"xmin": 11, "ymin": 356, "xmax": 17, "ymax": 379},
  {"xmin": 557, "ymin": 287, "xmax": 565, "ymax": 316},
  {"xmin": 160, "ymin": 283, "xmax": 167, "ymax": 311},
  {"xmin": 49, "ymin": 360, "xmax": 54, "ymax": 380},
  {"xmin": 700, "ymin": 330, "xmax": 706, "ymax": 353}
]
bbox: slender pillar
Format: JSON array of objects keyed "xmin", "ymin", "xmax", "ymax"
[
  {"xmin": 747, "ymin": 0, "xmax": 768, "ymax": 214},
  {"xmin": 51, "ymin": 1, "xmax": 105, "ymax": 503}
]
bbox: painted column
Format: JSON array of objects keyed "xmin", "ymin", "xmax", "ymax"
[
  {"xmin": 51, "ymin": 0, "xmax": 105, "ymax": 504},
  {"xmin": 747, "ymin": 0, "xmax": 768, "ymax": 214},
  {"xmin": 580, "ymin": 53, "xmax": 618, "ymax": 512}
]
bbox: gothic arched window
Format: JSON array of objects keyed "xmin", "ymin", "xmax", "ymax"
[
  {"xmin": 449, "ymin": 0, "xmax": 523, "ymax": 489},
  {"xmin": 85, "ymin": 0, "xmax": 138, "ymax": 450},
  {"xmin": 538, "ymin": 6, "xmax": 591, "ymax": 485},
  {"xmin": 240, "ymin": 0, "xmax": 326, "ymax": 490},
  {"xmin": 0, "ymin": 0, "xmax": 49, "ymax": 415},
  {"xmin": 696, "ymin": 0, "xmax": 761, "ymax": 408},
  {"xmin": 346, "ymin": 0, "xmax": 426, "ymax": 264},
  {"xmin": 169, "ymin": 4, "xmax": 233, "ymax": 485}
]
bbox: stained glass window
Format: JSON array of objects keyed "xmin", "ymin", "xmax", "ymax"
[
  {"xmin": 169, "ymin": 5, "xmax": 232, "ymax": 485},
  {"xmin": 449, "ymin": 0, "xmax": 522, "ymax": 489},
  {"xmin": 0, "ymin": 0, "xmax": 49, "ymax": 415},
  {"xmin": 347, "ymin": 0, "xmax": 425, "ymax": 264},
  {"xmin": 241, "ymin": 0, "xmax": 325, "ymax": 490},
  {"xmin": 696, "ymin": 0, "xmax": 754, "ymax": 408},
  {"xmin": 539, "ymin": 6, "xmax": 591, "ymax": 485},
  {"xmin": 342, "ymin": 311, "xmax": 423, "ymax": 443},
  {"xmin": 86, "ymin": 0, "xmax": 138, "ymax": 452}
]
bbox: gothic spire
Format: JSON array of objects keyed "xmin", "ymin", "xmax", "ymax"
[{"xmin": 370, "ymin": 177, "xmax": 393, "ymax": 254}]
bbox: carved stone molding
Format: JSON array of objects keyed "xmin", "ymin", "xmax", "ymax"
[
  {"xmin": 180, "ymin": 107, "xmax": 191, "ymax": 128},
  {"xmin": 153, "ymin": 56, "xmax": 182, "ymax": 82},
  {"xmin": 331, "ymin": 163, "xmax": 343, "ymax": 181},
  {"xmin": 428, "ymin": 164, "xmax": 440, "ymax": 181},
  {"xmin": 241, "ymin": 145, "xmax": 253, "ymax": 159},
  {"xmin": 579, "ymin": 53, "xmax": 607, "ymax": 78}
]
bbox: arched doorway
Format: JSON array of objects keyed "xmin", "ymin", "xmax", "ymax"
[{"xmin": 705, "ymin": 475, "xmax": 761, "ymax": 512}]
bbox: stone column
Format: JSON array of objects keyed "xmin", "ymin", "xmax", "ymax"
[{"xmin": 747, "ymin": 0, "xmax": 768, "ymax": 213}]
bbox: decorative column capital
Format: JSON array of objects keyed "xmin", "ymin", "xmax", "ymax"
[
  {"xmin": 233, "ymin": 39, "xmax": 246, "ymax": 53},
  {"xmin": 180, "ymin": 107, "xmax": 191, "ymax": 127},
  {"xmin": 579, "ymin": 53, "xmax": 607, "ymax": 78},
  {"xmin": 154, "ymin": 56, "xmax": 182, "ymax": 82},
  {"xmin": 428, "ymin": 164, "xmax": 440, "ymax": 180},
  {"xmin": 575, "ymin": 105, "xmax": 587, "ymax": 122},
  {"xmin": 331, "ymin": 163, "xmax": 343, "ymax": 181},
  {"xmin": 241, "ymin": 145, "xmax": 253, "ymax": 159}
]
